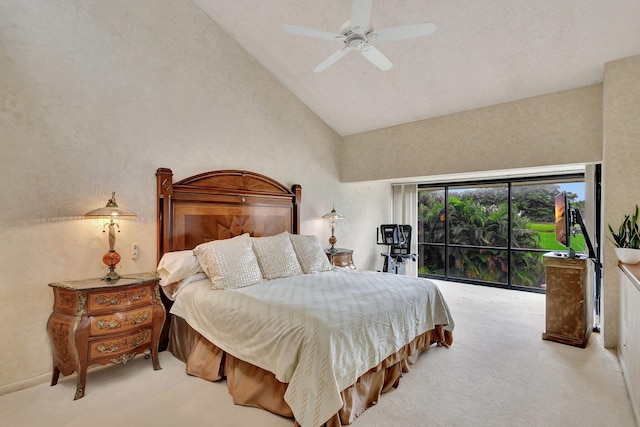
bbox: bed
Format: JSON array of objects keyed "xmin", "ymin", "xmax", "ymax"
[{"xmin": 155, "ymin": 168, "xmax": 454, "ymax": 427}]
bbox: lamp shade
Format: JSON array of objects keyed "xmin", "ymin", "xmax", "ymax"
[
  {"xmin": 322, "ymin": 207, "xmax": 345, "ymax": 220},
  {"xmin": 85, "ymin": 193, "xmax": 137, "ymax": 219}
]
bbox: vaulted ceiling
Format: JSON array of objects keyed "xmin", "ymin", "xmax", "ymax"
[{"xmin": 193, "ymin": 0, "xmax": 640, "ymax": 136}]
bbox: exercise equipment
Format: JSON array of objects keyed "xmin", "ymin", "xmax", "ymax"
[{"xmin": 377, "ymin": 224, "xmax": 416, "ymax": 274}]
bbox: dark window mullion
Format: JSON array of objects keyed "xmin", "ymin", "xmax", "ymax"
[
  {"xmin": 507, "ymin": 183, "xmax": 512, "ymax": 289},
  {"xmin": 444, "ymin": 186, "xmax": 450, "ymax": 281}
]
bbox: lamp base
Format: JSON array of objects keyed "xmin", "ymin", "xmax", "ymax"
[
  {"xmin": 103, "ymin": 267, "xmax": 121, "ymax": 281},
  {"xmin": 102, "ymin": 250, "xmax": 122, "ymax": 281},
  {"xmin": 328, "ymin": 235, "xmax": 337, "ymax": 252}
]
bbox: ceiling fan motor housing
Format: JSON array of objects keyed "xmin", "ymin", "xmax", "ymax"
[{"xmin": 345, "ymin": 32, "xmax": 368, "ymax": 50}]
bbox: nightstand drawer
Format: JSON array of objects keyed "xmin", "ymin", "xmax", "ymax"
[
  {"xmin": 325, "ymin": 248, "xmax": 355, "ymax": 269},
  {"xmin": 332, "ymin": 253, "xmax": 352, "ymax": 267},
  {"xmin": 87, "ymin": 284, "xmax": 153, "ymax": 313},
  {"xmin": 89, "ymin": 329, "xmax": 152, "ymax": 362},
  {"xmin": 90, "ymin": 307, "xmax": 153, "ymax": 336}
]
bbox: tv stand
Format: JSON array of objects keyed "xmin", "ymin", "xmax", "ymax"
[{"xmin": 542, "ymin": 252, "xmax": 593, "ymax": 348}]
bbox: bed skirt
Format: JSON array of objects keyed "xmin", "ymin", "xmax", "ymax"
[{"xmin": 168, "ymin": 315, "xmax": 453, "ymax": 426}]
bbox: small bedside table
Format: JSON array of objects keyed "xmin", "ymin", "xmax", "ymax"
[
  {"xmin": 325, "ymin": 248, "xmax": 356, "ymax": 270},
  {"xmin": 46, "ymin": 272, "xmax": 165, "ymax": 399}
]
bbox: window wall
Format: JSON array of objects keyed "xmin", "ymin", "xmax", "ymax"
[{"xmin": 417, "ymin": 175, "xmax": 587, "ymax": 292}]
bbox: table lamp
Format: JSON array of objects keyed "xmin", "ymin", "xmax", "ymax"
[
  {"xmin": 85, "ymin": 192, "xmax": 137, "ymax": 281},
  {"xmin": 322, "ymin": 206, "xmax": 345, "ymax": 253}
]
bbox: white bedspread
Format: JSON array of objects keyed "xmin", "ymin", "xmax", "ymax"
[{"xmin": 170, "ymin": 269, "xmax": 454, "ymax": 427}]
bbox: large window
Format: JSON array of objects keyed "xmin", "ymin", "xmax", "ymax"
[{"xmin": 417, "ymin": 175, "xmax": 586, "ymax": 292}]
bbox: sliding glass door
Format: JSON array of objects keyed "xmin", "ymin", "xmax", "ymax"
[{"xmin": 417, "ymin": 175, "xmax": 586, "ymax": 292}]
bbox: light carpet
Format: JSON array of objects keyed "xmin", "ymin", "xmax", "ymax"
[{"xmin": 0, "ymin": 280, "xmax": 635, "ymax": 427}]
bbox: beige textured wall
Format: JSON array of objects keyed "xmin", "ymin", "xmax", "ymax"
[
  {"xmin": 602, "ymin": 55, "xmax": 640, "ymax": 348},
  {"xmin": 0, "ymin": 0, "xmax": 389, "ymax": 391},
  {"xmin": 2, "ymin": 0, "xmax": 636, "ymax": 395},
  {"xmin": 341, "ymin": 85, "xmax": 602, "ymax": 182}
]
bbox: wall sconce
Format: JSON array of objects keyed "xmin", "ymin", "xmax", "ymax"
[
  {"xmin": 322, "ymin": 206, "xmax": 345, "ymax": 253},
  {"xmin": 85, "ymin": 192, "xmax": 137, "ymax": 281}
]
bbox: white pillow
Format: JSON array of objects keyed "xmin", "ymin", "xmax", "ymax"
[
  {"xmin": 252, "ymin": 232, "xmax": 303, "ymax": 280},
  {"xmin": 160, "ymin": 272, "xmax": 207, "ymax": 301},
  {"xmin": 289, "ymin": 234, "xmax": 333, "ymax": 274},
  {"xmin": 157, "ymin": 250, "xmax": 202, "ymax": 287},
  {"xmin": 194, "ymin": 233, "xmax": 263, "ymax": 290}
]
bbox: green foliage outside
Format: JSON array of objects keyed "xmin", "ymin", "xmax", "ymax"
[{"xmin": 418, "ymin": 182, "xmax": 584, "ymax": 288}]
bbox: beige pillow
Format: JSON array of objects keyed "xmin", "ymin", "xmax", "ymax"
[
  {"xmin": 252, "ymin": 232, "xmax": 303, "ymax": 280},
  {"xmin": 194, "ymin": 234, "xmax": 263, "ymax": 290},
  {"xmin": 289, "ymin": 234, "xmax": 333, "ymax": 274},
  {"xmin": 157, "ymin": 250, "xmax": 202, "ymax": 287},
  {"xmin": 160, "ymin": 272, "xmax": 208, "ymax": 301}
]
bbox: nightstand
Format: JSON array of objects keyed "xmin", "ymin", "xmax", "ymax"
[
  {"xmin": 47, "ymin": 272, "xmax": 165, "ymax": 399},
  {"xmin": 325, "ymin": 248, "xmax": 356, "ymax": 269}
]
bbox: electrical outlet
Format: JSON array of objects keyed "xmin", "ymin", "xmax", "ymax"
[{"xmin": 131, "ymin": 243, "xmax": 139, "ymax": 259}]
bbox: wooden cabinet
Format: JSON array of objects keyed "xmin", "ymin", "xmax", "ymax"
[
  {"xmin": 326, "ymin": 248, "xmax": 356, "ymax": 269},
  {"xmin": 47, "ymin": 272, "xmax": 165, "ymax": 399},
  {"xmin": 618, "ymin": 263, "xmax": 640, "ymax": 418},
  {"xmin": 542, "ymin": 253, "xmax": 593, "ymax": 348}
]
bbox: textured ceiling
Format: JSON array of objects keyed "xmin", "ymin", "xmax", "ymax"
[{"xmin": 193, "ymin": 0, "xmax": 640, "ymax": 136}]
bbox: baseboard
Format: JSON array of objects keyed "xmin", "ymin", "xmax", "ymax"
[
  {"xmin": 618, "ymin": 353, "xmax": 640, "ymax": 427},
  {"xmin": 0, "ymin": 373, "xmax": 50, "ymax": 397}
]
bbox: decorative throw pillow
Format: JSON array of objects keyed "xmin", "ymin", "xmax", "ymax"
[
  {"xmin": 289, "ymin": 234, "xmax": 333, "ymax": 274},
  {"xmin": 194, "ymin": 234, "xmax": 263, "ymax": 290},
  {"xmin": 252, "ymin": 232, "xmax": 303, "ymax": 280}
]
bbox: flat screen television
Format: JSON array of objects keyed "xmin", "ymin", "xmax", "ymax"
[{"xmin": 554, "ymin": 191, "xmax": 571, "ymax": 249}]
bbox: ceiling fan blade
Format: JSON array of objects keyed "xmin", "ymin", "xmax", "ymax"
[
  {"xmin": 350, "ymin": 0, "xmax": 373, "ymax": 33},
  {"xmin": 360, "ymin": 45, "xmax": 392, "ymax": 71},
  {"xmin": 313, "ymin": 48, "xmax": 350, "ymax": 73},
  {"xmin": 283, "ymin": 25, "xmax": 345, "ymax": 41},
  {"xmin": 373, "ymin": 22, "xmax": 437, "ymax": 42}
]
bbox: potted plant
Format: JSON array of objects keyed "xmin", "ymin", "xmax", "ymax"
[{"xmin": 608, "ymin": 205, "xmax": 640, "ymax": 264}]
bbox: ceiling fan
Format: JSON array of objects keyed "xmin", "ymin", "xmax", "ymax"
[{"xmin": 283, "ymin": 0, "xmax": 436, "ymax": 73}]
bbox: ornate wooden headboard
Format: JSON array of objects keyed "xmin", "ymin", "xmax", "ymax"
[{"xmin": 156, "ymin": 168, "xmax": 302, "ymax": 263}]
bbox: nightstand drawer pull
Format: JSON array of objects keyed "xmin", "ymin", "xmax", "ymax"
[
  {"xmin": 96, "ymin": 319, "xmax": 118, "ymax": 329},
  {"xmin": 132, "ymin": 312, "xmax": 149, "ymax": 324},
  {"xmin": 95, "ymin": 311, "xmax": 150, "ymax": 330},
  {"xmin": 111, "ymin": 353, "xmax": 136, "ymax": 365},
  {"xmin": 130, "ymin": 291, "xmax": 146, "ymax": 302},
  {"xmin": 94, "ymin": 289, "xmax": 148, "ymax": 306},
  {"xmin": 130, "ymin": 332, "xmax": 149, "ymax": 346},
  {"xmin": 94, "ymin": 331, "xmax": 150, "ymax": 355},
  {"xmin": 95, "ymin": 343, "xmax": 120, "ymax": 354}
]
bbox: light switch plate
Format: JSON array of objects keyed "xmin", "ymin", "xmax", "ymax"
[{"xmin": 131, "ymin": 243, "xmax": 139, "ymax": 259}]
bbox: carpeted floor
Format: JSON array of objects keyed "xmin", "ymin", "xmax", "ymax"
[{"xmin": 0, "ymin": 279, "xmax": 636, "ymax": 427}]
